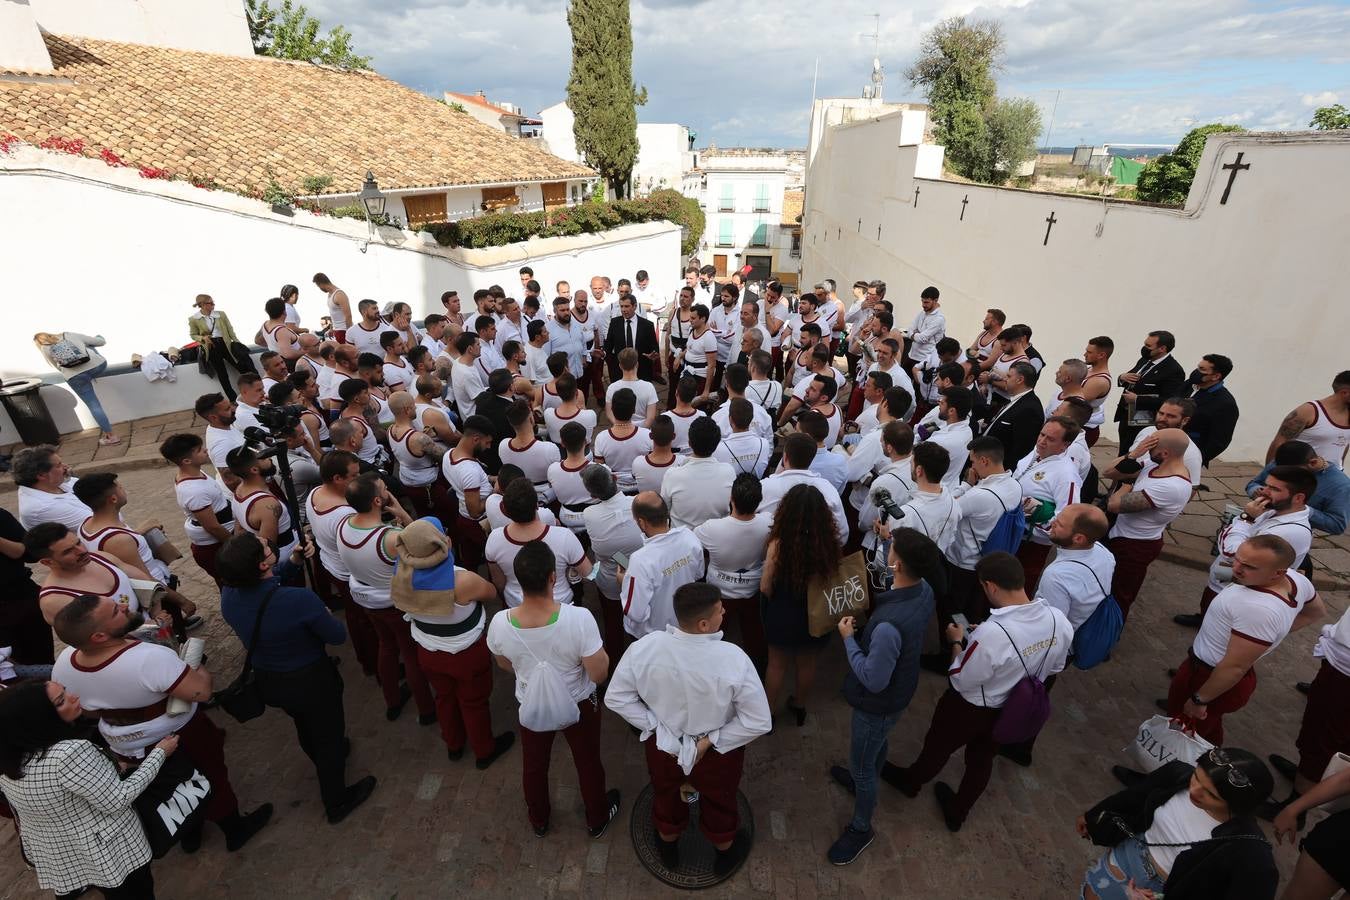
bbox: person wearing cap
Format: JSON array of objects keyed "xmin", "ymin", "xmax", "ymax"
[{"xmin": 392, "ymin": 517, "xmax": 515, "ymax": 769}]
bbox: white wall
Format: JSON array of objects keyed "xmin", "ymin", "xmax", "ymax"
[
  {"xmin": 29, "ymin": 0, "xmax": 253, "ymax": 57},
  {"xmin": 633, "ymin": 123, "xmax": 691, "ymax": 195},
  {"xmin": 540, "ymin": 102, "xmax": 580, "ymax": 165},
  {"xmin": 0, "ymin": 0, "xmax": 54, "ymax": 73},
  {"xmin": 803, "ymin": 123, "xmax": 1350, "ymax": 461},
  {"xmin": 0, "ymin": 146, "xmax": 679, "ymax": 437}
]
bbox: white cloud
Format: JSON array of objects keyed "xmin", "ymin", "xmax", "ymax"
[{"xmin": 1302, "ymin": 90, "xmax": 1340, "ymax": 106}]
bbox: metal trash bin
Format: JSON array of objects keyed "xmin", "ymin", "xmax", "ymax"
[{"xmin": 0, "ymin": 378, "xmax": 62, "ymax": 446}]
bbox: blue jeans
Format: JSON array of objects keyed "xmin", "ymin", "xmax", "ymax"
[
  {"xmin": 849, "ymin": 707, "xmax": 901, "ymax": 831},
  {"xmin": 1081, "ymin": 839, "xmax": 1166, "ymax": 898},
  {"xmin": 64, "ymin": 360, "xmax": 112, "ymax": 433}
]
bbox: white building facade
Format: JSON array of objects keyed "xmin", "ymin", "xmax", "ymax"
[
  {"xmin": 539, "ymin": 102, "xmax": 696, "ymax": 198},
  {"xmin": 688, "ymin": 151, "xmax": 792, "ymax": 280}
]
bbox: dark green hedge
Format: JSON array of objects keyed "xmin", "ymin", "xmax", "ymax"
[{"xmin": 420, "ymin": 189, "xmax": 704, "ymax": 252}]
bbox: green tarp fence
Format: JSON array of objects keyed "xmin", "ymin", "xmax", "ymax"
[{"xmin": 1111, "ymin": 155, "xmax": 1145, "ymax": 186}]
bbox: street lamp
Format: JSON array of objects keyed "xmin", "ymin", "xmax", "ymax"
[{"xmin": 358, "ymin": 171, "xmax": 386, "ymax": 219}]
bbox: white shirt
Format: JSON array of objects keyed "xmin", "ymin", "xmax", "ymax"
[
  {"xmin": 745, "ymin": 378, "xmax": 784, "ymax": 413},
  {"xmin": 485, "ymin": 493, "xmax": 558, "ymax": 532},
  {"xmin": 498, "ymin": 437, "xmax": 562, "ymax": 502},
  {"xmin": 1207, "ymin": 507, "xmax": 1313, "ymax": 592},
  {"xmin": 306, "ymin": 492, "xmax": 354, "ymax": 581},
  {"xmin": 233, "ymin": 402, "xmax": 262, "ymax": 435},
  {"xmin": 695, "ymin": 515, "xmax": 773, "ymax": 599},
  {"xmin": 420, "ymin": 333, "xmax": 446, "ymax": 359},
  {"xmin": 707, "ymin": 304, "xmax": 739, "ymax": 363},
  {"xmin": 1298, "ymin": 399, "xmax": 1350, "ymax": 467},
  {"xmin": 680, "ymin": 328, "xmax": 718, "ymax": 373},
  {"xmin": 349, "ymin": 320, "xmax": 396, "ymax": 357},
  {"xmin": 450, "ymin": 360, "xmax": 485, "ymax": 419},
  {"xmin": 1066, "ymin": 431, "xmax": 1092, "ymax": 481},
  {"xmin": 907, "ymin": 308, "xmax": 947, "ymax": 359},
  {"xmin": 381, "ymin": 359, "xmax": 414, "ymax": 393},
  {"xmin": 192, "ymin": 310, "xmax": 222, "ymax": 338},
  {"xmin": 1013, "ymin": 449, "xmax": 1082, "ymax": 545},
  {"xmin": 1130, "ymin": 427, "xmax": 1203, "ymax": 484},
  {"xmin": 476, "ymin": 341, "xmax": 507, "ymax": 379},
  {"xmin": 486, "ymin": 603, "xmax": 604, "ymax": 704},
  {"xmin": 660, "ymin": 457, "xmax": 736, "ymax": 530},
  {"xmin": 548, "ymin": 459, "xmax": 595, "ymax": 531},
  {"xmin": 1192, "ymin": 573, "xmax": 1317, "ymax": 667},
  {"xmin": 606, "ymin": 627, "xmax": 772, "ymax": 772},
  {"xmin": 486, "ymin": 523, "xmax": 586, "ymax": 607},
  {"xmin": 854, "ymin": 403, "xmax": 881, "ymax": 438},
  {"xmin": 949, "ymin": 600, "xmax": 1073, "ymax": 707},
  {"xmin": 620, "ymin": 527, "xmax": 706, "ymax": 638},
  {"xmin": 1108, "ymin": 459, "xmax": 1192, "ymax": 541},
  {"xmin": 758, "ymin": 469, "xmax": 849, "ymax": 546},
  {"xmin": 713, "ymin": 431, "xmax": 773, "ymax": 479},
  {"xmin": 664, "ymin": 408, "xmax": 706, "ymax": 454},
  {"xmin": 884, "ymin": 488, "xmax": 961, "ymax": 556},
  {"xmin": 712, "ymin": 401, "xmax": 774, "ymax": 442},
  {"xmin": 174, "ymin": 474, "xmax": 234, "ymax": 546},
  {"xmin": 606, "ymin": 378, "xmax": 660, "ymax": 423},
  {"xmin": 1144, "ymin": 791, "xmax": 1226, "ymax": 876},
  {"xmin": 52, "ymin": 642, "xmax": 194, "ymax": 757},
  {"xmin": 593, "ymin": 427, "xmax": 653, "ymax": 491},
  {"xmin": 922, "ymin": 419, "xmax": 974, "ymax": 491},
  {"xmin": 544, "ymin": 407, "xmax": 597, "ymax": 446},
  {"xmin": 582, "ymin": 494, "xmax": 645, "ymax": 601},
  {"xmin": 1313, "ymin": 609, "xmax": 1350, "ymax": 678},
  {"xmin": 631, "ymin": 452, "xmax": 685, "ymax": 495},
  {"xmin": 17, "ymin": 482, "xmax": 92, "ymax": 532},
  {"xmin": 844, "ymin": 429, "xmax": 889, "ymax": 511},
  {"xmin": 442, "ymin": 454, "xmax": 492, "ymax": 519},
  {"xmin": 336, "ymin": 520, "xmax": 397, "ymax": 609},
  {"xmin": 948, "ymin": 473, "xmax": 1024, "ymax": 569},
  {"xmin": 860, "ymin": 458, "xmax": 916, "ymax": 547},
  {"xmin": 524, "ymin": 343, "xmax": 552, "ymax": 384},
  {"xmin": 407, "ymin": 567, "xmax": 485, "ymax": 655},
  {"xmin": 1037, "ymin": 543, "xmax": 1117, "ymax": 630}
]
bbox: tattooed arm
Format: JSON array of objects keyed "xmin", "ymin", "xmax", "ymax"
[{"xmin": 1265, "ymin": 403, "xmax": 1313, "ymax": 463}]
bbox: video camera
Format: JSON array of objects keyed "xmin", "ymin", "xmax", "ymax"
[{"xmin": 872, "ymin": 488, "xmax": 906, "ymax": 522}]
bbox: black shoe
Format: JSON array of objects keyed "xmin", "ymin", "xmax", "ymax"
[
  {"xmin": 828, "ymin": 825, "xmax": 874, "ymax": 866},
  {"xmin": 654, "ymin": 827, "xmax": 680, "ymax": 869},
  {"xmin": 587, "ymin": 789, "xmax": 622, "ymax": 838},
  {"xmin": 1154, "ymin": 698, "xmax": 1170, "ymax": 714},
  {"xmin": 919, "ymin": 652, "xmax": 951, "ymax": 675},
  {"xmin": 418, "ymin": 711, "xmax": 438, "ymax": 726},
  {"xmin": 533, "ymin": 822, "xmax": 549, "ymax": 838},
  {"xmin": 1268, "ymin": 753, "xmax": 1299, "ymax": 781},
  {"xmin": 385, "ymin": 684, "xmax": 412, "ymax": 721},
  {"xmin": 997, "ymin": 744, "xmax": 1033, "ymax": 768},
  {"xmin": 1167, "ymin": 668, "xmax": 1178, "ymax": 678},
  {"xmin": 712, "ymin": 829, "xmax": 751, "ymax": 877},
  {"xmin": 786, "ymin": 696, "xmax": 807, "ymax": 727},
  {"xmin": 224, "ymin": 803, "xmax": 274, "ymax": 852},
  {"xmin": 475, "ymin": 732, "xmax": 516, "ymax": 770},
  {"xmin": 880, "ymin": 762, "xmax": 919, "ymax": 798},
  {"xmin": 326, "ymin": 776, "xmax": 377, "ymax": 825},
  {"xmin": 1296, "ymin": 681, "xmax": 1311, "ymax": 696},
  {"xmin": 933, "ymin": 782, "xmax": 964, "ymax": 833},
  {"xmin": 183, "ymin": 614, "xmax": 205, "ymax": 631},
  {"xmin": 830, "ymin": 765, "xmax": 856, "ymax": 795},
  {"xmin": 1172, "ymin": 613, "xmax": 1203, "ymax": 628},
  {"xmin": 1112, "ymin": 766, "xmax": 1145, "ymax": 788},
  {"xmin": 447, "ymin": 746, "xmax": 465, "ymax": 762}
]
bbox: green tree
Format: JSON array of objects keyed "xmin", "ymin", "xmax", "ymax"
[
  {"xmin": 1310, "ymin": 104, "xmax": 1350, "ymax": 130},
  {"xmin": 566, "ymin": 0, "xmax": 648, "ymax": 198},
  {"xmin": 906, "ymin": 17, "xmax": 1040, "ymax": 184},
  {"xmin": 1135, "ymin": 123, "xmax": 1245, "ymax": 205},
  {"xmin": 246, "ymin": 0, "xmax": 372, "ymax": 70}
]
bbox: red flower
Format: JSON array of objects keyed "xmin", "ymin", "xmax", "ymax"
[
  {"xmin": 0, "ymin": 134, "xmax": 19, "ymax": 154},
  {"xmin": 99, "ymin": 147, "xmax": 127, "ymax": 167},
  {"xmin": 138, "ymin": 165, "xmax": 172, "ymax": 180},
  {"xmin": 39, "ymin": 136, "xmax": 85, "ymax": 155}
]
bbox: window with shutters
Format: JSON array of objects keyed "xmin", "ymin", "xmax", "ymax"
[
  {"xmin": 749, "ymin": 221, "xmax": 770, "ymax": 247},
  {"xmin": 718, "ymin": 183, "xmax": 735, "ymax": 212},
  {"xmin": 754, "ymin": 182, "xmax": 770, "ymax": 212},
  {"xmin": 717, "ymin": 218, "xmax": 734, "ymax": 247},
  {"xmin": 402, "ymin": 193, "xmax": 448, "ymax": 228},
  {"xmin": 480, "ymin": 186, "xmax": 520, "ymax": 212},
  {"xmin": 542, "ymin": 181, "xmax": 568, "ymax": 211}
]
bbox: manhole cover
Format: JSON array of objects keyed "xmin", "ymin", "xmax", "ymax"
[{"xmin": 628, "ymin": 784, "xmax": 754, "ymax": 889}]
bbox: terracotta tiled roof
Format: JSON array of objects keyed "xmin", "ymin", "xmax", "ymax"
[
  {"xmin": 781, "ymin": 190, "xmax": 803, "ymax": 225},
  {"xmin": 0, "ymin": 34, "xmax": 593, "ymax": 195}
]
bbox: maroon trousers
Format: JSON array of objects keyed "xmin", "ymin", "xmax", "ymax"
[
  {"xmin": 415, "ymin": 634, "xmax": 495, "ymax": 759},
  {"xmin": 1198, "ymin": 585, "xmax": 1220, "ymax": 615},
  {"xmin": 723, "ymin": 594, "xmax": 767, "ymax": 667},
  {"xmin": 365, "ymin": 606, "xmax": 435, "ymax": 717},
  {"xmin": 1085, "ymin": 426, "xmax": 1101, "ymax": 448},
  {"xmin": 401, "ymin": 475, "xmax": 459, "ymax": 524},
  {"xmin": 645, "ymin": 737, "xmax": 746, "ymax": 845},
  {"xmin": 1296, "ymin": 660, "xmax": 1350, "ymax": 781},
  {"xmin": 578, "ymin": 357, "xmax": 606, "ymax": 404},
  {"xmin": 1166, "ymin": 653, "xmax": 1258, "ymax": 746},
  {"xmin": 451, "ymin": 514, "xmax": 488, "ymax": 571},
  {"xmin": 598, "ymin": 594, "xmax": 633, "ymax": 678},
  {"xmin": 189, "ymin": 542, "xmax": 222, "ymax": 589},
  {"xmin": 315, "ymin": 574, "xmax": 378, "ymax": 677},
  {"xmin": 898, "ymin": 688, "xmax": 1001, "ymax": 823},
  {"xmin": 1107, "ymin": 535, "xmax": 1165, "ymax": 621},
  {"xmin": 175, "ymin": 708, "xmax": 240, "ymax": 822},
  {"xmin": 520, "ymin": 694, "xmax": 609, "ymax": 830},
  {"xmin": 1016, "ymin": 541, "xmax": 1052, "ymax": 595}
]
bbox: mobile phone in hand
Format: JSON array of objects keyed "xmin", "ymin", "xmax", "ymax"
[
  {"xmin": 951, "ymin": 613, "xmax": 971, "ymax": 632},
  {"xmin": 613, "ymin": 550, "xmax": 630, "ymax": 570}
]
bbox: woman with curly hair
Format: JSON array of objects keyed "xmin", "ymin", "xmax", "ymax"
[{"xmin": 759, "ymin": 482, "xmax": 841, "ymax": 725}]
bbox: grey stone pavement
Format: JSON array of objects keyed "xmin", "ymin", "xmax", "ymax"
[{"xmin": 0, "ymin": 417, "xmax": 1345, "ymax": 898}]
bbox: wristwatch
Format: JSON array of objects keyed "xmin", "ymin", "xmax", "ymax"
[
  {"xmin": 1190, "ymin": 693, "xmax": 1209, "ymax": 706},
  {"xmin": 1238, "ymin": 513, "xmax": 1254, "ymax": 523}
]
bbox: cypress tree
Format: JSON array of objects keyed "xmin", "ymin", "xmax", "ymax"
[{"xmin": 566, "ymin": 0, "xmax": 647, "ymax": 198}]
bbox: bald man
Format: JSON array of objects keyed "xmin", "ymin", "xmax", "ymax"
[{"xmin": 1106, "ymin": 429, "xmax": 1194, "ymax": 620}]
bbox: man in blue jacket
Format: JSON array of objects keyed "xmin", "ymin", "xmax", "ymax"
[{"xmin": 1246, "ymin": 440, "xmax": 1350, "ymax": 537}]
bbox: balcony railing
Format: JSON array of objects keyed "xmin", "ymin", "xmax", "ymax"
[
  {"xmin": 718, "ymin": 202, "xmax": 735, "ymax": 212},
  {"xmin": 790, "ymin": 248, "xmax": 801, "ymax": 258},
  {"xmin": 753, "ymin": 203, "xmax": 770, "ymax": 212}
]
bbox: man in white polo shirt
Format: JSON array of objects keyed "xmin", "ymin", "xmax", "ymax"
[
  {"xmin": 1036, "ymin": 503, "xmax": 1115, "ymax": 631},
  {"xmin": 485, "ymin": 480, "xmax": 590, "ymax": 608},
  {"xmin": 12, "ymin": 446, "xmax": 92, "ymax": 532},
  {"xmin": 660, "ymin": 418, "xmax": 735, "ymax": 531},
  {"xmin": 876, "ymin": 443, "xmax": 960, "ymax": 558},
  {"xmin": 946, "ymin": 437, "xmax": 1024, "ymax": 625},
  {"xmin": 1175, "ymin": 464, "xmax": 1315, "ymax": 628},
  {"xmin": 620, "ymin": 493, "xmax": 705, "ymax": 640},
  {"xmin": 1011, "ymin": 417, "xmax": 1084, "ymax": 592},
  {"xmin": 1164, "ymin": 535, "xmax": 1324, "ymax": 745},
  {"xmin": 713, "ymin": 400, "xmax": 773, "ymax": 480},
  {"xmin": 883, "ymin": 552, "xmax": 1070, "ymax": 832},
  {"xmin": 581, "ymin": 466, "xmax": 645, "ymax": 671},
  {"xmin": 919, "ymin": 387, "xmax": 974, "ymax": 491},
  {"xmin": 759, "ymin": 433, "xmax": 849, "ymax": 547},
  {"xmin": 1106, "ymin": 428, "xmax": 1193, "ymax": 621}
]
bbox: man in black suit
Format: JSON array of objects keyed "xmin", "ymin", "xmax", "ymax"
[
  {"xmin": 1113, "ymin": 330, "xmax": 1187, "ymax": 449},
  {"xmin": 603, "ymin": 294, "xmax": 659, "ymax": 382},
  {"xmin": 1185, "ymin": 353, "xmax": 1239, "ymax": 466},
  {"xmin": 980, "ymin": 360, "xmax": 1044, "ymax": 466},
  {"xmin": 471, "ymin": 368, "xmax": 516, "ymax": 476}
]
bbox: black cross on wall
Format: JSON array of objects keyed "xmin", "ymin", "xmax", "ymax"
[
  {"xmin": 1219, "ymin": 152, "xmax": 1251, "ymax": 205},
  {"xmin": 913, "ymin": 185, "xmax": 921, "ymax": 208},
  {"xmin": 960, "ymin": 194, "xmax": 969, "ymax": 221},
  {"xmin": 1043, "ymin": 211, "xmax": 1057, "ymax": 246}
]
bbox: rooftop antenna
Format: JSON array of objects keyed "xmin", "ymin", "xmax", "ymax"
[{"xmin": 860, "ymin": 13, "xmax": 883, "ymax": 100}]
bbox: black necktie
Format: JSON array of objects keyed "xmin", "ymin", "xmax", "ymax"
[
  {"xmin": 1138, "ymin": 360, "xmax": 1154, "ymax": 378},
  {"xmin": 625, "ymin": 318, "xmax": 633, "ymax": 348}
]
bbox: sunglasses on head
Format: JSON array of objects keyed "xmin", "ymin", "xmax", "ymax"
[{"xmin": 1204, "ymin": 749, "xmax": 1251, "ymax": 789}]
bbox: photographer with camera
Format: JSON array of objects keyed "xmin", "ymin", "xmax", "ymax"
[
  {"xmin": 873, "ymin": 443, "xmax": 960, "ymax": 560},
  {"xmin": 225, "ymin": 446, "xmax": 300, "ymax": 582}
]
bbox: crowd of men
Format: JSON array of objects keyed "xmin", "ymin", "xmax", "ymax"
[{"xmin": 3, "ymin": 261, "xmax": 1349, "ymax": 881}]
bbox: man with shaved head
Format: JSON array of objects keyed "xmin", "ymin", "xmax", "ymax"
[
  {"xmin": 619, "ymin": 492, "xmax": 706, "ymax": 643},
  {"xmin": 1106, "ymin": 429, "xmax": 1195, "ymax": 621}
]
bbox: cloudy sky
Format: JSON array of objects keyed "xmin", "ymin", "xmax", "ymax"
[{"xmin": 308, "ymin": 0, "xmax": 1350, "ymax": 149}]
